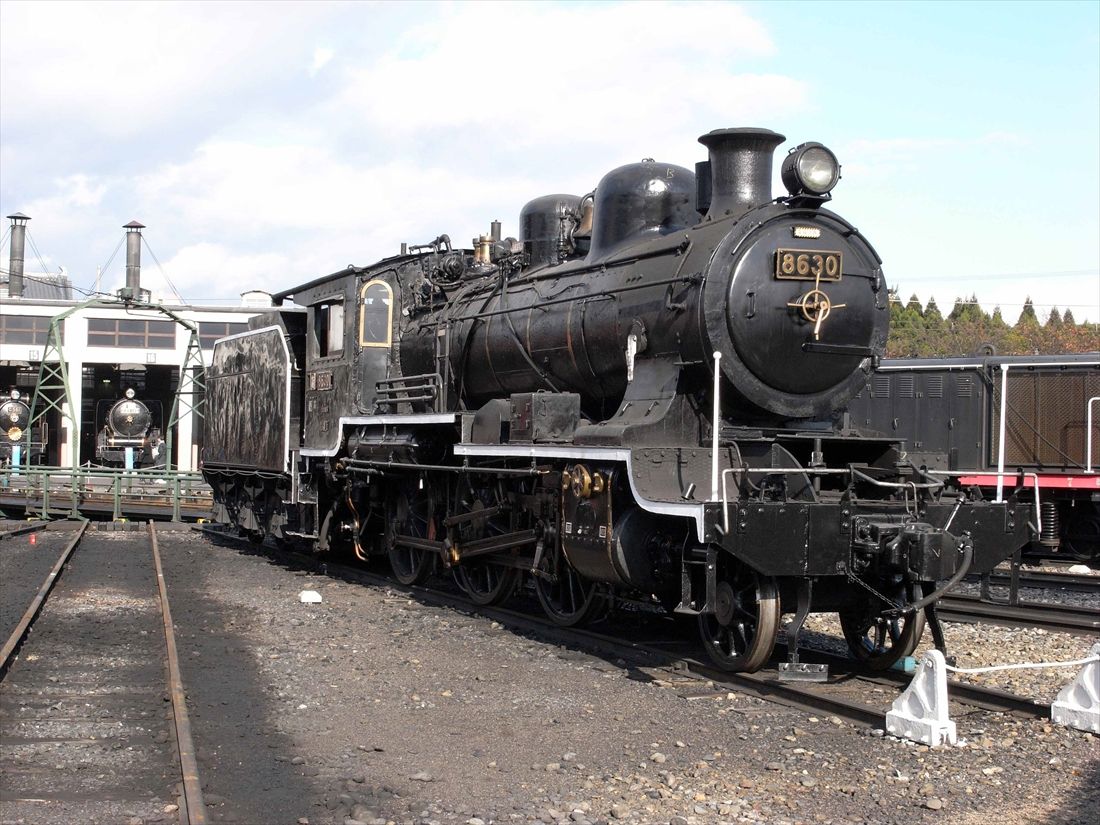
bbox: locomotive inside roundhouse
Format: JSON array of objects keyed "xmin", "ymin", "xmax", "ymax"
[{"xmin": 202, "ymin": 127, "xmax": 1033, "ymax": 674}]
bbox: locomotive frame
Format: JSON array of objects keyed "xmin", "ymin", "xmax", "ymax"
[{"xmin": 202, "ymin": 127, "xmax": 1033, "ymax": 675}]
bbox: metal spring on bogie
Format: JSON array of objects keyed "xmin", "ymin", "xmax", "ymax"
[{"xmin": 1040, "ymin": 501, "xmax": 1060, "ymax": 546}]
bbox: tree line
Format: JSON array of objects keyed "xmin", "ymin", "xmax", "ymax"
[{"xmin": 884, "ymin": 293, "xmax": 1100, "ymax": 357}]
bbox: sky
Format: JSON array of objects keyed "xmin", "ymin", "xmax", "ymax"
[{"xmin": 1, "ymin": 0, "xmax": 1097, "ymax": 323}]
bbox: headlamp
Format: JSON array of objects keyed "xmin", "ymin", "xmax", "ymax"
[{"xmin": 782, "ymin": 142, "xmax": 841, "ymax": 197}]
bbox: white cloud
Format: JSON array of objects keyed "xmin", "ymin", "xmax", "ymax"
[
  {"xmin": 0, "ymin": 0, "xmax": 334, "ymax": 139},
  {"xmin": 147, "ymin": 242, "xmax": 291, "ymax": 303},
  {"xmin": 2, "ymin": 1, "xmax": 810, "ymax": 301},
  {"xmin": 328, "ymin": 2, "xmax": 801, "ymax": 158},
  {"xmin": 309, "ymin": 47, "xmax": 335, "ymax": 77}
]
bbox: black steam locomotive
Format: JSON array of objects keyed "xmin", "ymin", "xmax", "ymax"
[
  {"xmin": 0, "ymin": 389, "xmax": 44, "ymax": 467},
  {"xmin": 203, "ymin": 127, "xmax": 1032, "ymax": 673},
  {"xmin": 95, "ymin": 389, "xmax": 166, "ymax": 468}
]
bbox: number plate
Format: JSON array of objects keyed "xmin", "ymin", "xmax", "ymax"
[{"xmin": 775, "ymin": 248, "xmax": 843, "ymax": 281}]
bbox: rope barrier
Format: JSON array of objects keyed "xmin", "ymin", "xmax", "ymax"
[{"xmin": 944, "ymin": 654, "xmax": 1100, "ymax": 675}]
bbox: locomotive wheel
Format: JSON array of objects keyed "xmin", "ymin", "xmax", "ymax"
[
  {"xmin": 454, "ymin": 562, "xmax": 519, "ymax": 606},
  {"xmin": 451, "ymin": 478, "xmax": 521, "ymax": 606},
  {"xmin": 838, "ymin": 581, "xmax": 926, "ymax": 671},
  {"xmin": 534, "ymin": 566, "xmax": 605, "ymax": 627},
  {"xmin": 386, "ymin": 486, "xmax": 436, "ymax": 586},
  {"xmin": 697, "ymin": 564, "xmax": 780, "ymax": 673}
]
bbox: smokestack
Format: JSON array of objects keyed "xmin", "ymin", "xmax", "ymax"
[
  {"xmin": 6, "ymin": 212, "xmax": 29, "ymax": 299},
  {"xmin": 124, "ymin": 220, "xmax": 145, "ymax": 293},
  {"xmin": 697, "ymin": 128, "xmax": 785, "ymax": 220}
]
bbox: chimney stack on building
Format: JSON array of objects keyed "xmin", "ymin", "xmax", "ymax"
[
  {"xmin": 124, "ymin": 220, "xmax": 145, "ymax": 295},
  {"xmin": 6, "ymin": 212, "xmax": 30, "ymax": 299}
]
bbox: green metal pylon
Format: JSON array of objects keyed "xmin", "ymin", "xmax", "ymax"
[
  {"xmin": 26, "ymin": 304, "xmax": 85, "ymax": 517},
  {"xmin": 165, "ymin": 325, "xmax": 206, "ymax": 473}
]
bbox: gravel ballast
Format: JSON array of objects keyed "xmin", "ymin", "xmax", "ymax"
[
  {"xmin": 2, "ymin": 524, "xmax": 1096, "ymax": 825},
  {"xmin": 157, "ymin": 530, "xmax": 1097, "ymax": 825}
]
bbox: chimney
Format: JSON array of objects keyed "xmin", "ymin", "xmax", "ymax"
[
  {"xmin": 6, "ymin": 212, "xmax": 29, "ymax": 298},
  {"xmin": 697, "ymin": 128, "xmax": 785, "ymax": 220},
  {"xmin": 124, "ymin": 220, "xmax": 145, "ymax": 293}
]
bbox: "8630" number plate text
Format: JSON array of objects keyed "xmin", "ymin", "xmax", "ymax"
[{"xmin": 774, "ymin": 248, "xmax": 842, "ymax": 281}]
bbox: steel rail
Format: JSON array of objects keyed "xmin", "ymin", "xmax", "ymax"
[
  {"xmin": 149, "ymin": 522, "xmax": 208, "ymax": 825},
  {"xmin": 0, "ymin": 519, "xmax": 88, "ymax": 679},
  {"xmin": 791, "ymin": 647, "xmax": 1051, "ymax": 717},
  {"xmin": 0, "ymin": 521, "xmax": 48, "ymax": 541},
  {"xmin": 977, "ymin": 569, "xmax": 1100, "ymax": 593},
  {"xmin": 938, "ymin": 592, "xmax": 1100, "ymax": 635}
]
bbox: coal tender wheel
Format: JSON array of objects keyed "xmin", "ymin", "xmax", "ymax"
[
  {"xmin": 839, "ymin": 581, "xmax": 926, "ymax": 671},
  {"xmin": 454, "ymin": 561, "xmax": 520, "ymax": 606},
  {"xmin": 697, "ymin": 564, "xmax": 780, "ymax": 673},
  {"xmin": 386, "ymin": 487, "xmax": 436, "ymax": 586}
]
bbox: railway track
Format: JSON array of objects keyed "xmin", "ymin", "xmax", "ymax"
[
  {"xmin": 196, "ymin": 525, "xmax": 1054, "ymax": 732},
  {"xmin": 937, "ymin": 592, "xmax": 1100, "ymax": 635},
  {"xmin": 979, "ymin": 568, "xmax": 1100, "ymax": 593},
  {"xmin": 0, "ymin": 521, "xmax": 47, "ymax": 542},
  {"xmin": 0, "ymin": 521, "xmax": 207, "ymax": 825}
]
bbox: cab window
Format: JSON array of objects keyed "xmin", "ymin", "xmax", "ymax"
[
  {"xmin": 359, "ymin": 280, "xmax": 393, "ymax": 348},
  {"xmin": 313, "ymin": 300, "xmax": 344, "ymax": 358}
]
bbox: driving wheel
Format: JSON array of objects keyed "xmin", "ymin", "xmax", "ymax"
[{"xmin": 386, "ymin": 484, "xmax": 437, "ymax": 586}]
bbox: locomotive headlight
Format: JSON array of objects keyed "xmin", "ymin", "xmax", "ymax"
[
  {"xmin": 125, "ymin": 388, "xmax": 136, "ymax": 399},
  {"xmin": 782, "ymin": 142, "xmax": 841, "ymax": 197}
]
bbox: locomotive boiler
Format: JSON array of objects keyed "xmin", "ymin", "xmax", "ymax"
[
  {"xmin": 202, "ymin": 127, "xmax": 1033, "ymax": 674},
  {"xmin": 95, "ymin": 388, "xmax": 165, "ymax": 469}
]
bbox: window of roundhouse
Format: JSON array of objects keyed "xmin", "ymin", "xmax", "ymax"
[
  {"xmin": 87, "ymin": 318, "xmax": 175, "ymax": 349},
  {"xmin": 198, "ymin": 321, "xmax": 248, "ymax": 349}
]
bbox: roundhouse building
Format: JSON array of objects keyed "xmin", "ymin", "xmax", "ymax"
[{"xmin": 0, "ymin": 214, "xmax": 273, "ymax": 472}]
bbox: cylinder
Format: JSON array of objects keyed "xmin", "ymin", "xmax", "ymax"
[
  {"xmin": 697, "ymin": 128, "xmax": 785, "ymax": 220},
  {"xmin": 124, "ymin": 220, "xmax": 145, "ymax": 292},
  {"xmin": 6, "ymin": 213, "xmax": 28, "ymax": 298}
]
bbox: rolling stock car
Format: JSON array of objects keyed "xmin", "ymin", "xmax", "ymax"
[
  {"xmin": 94, "ymin": 388, "xmax": 166, "ymax": 469},
  {"xmin": 0, "ymin": 389, "xmax": 45, "ymax": 467},
  {"xmin": 847, "ymin": 354, "xmax": 1099, "ymax": 564},
  {"xmin": 202, "ymin": 126, "xmax": 1033, "ymax": 674}
]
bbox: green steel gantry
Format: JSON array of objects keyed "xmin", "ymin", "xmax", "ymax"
[{"xmin": 24, "ymin": 295, "xmax": 206, "ymax": 475}]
